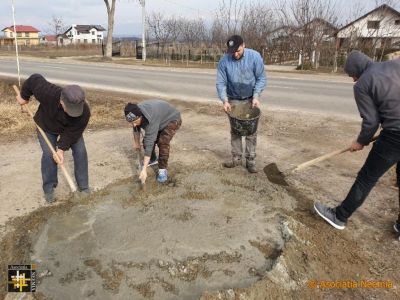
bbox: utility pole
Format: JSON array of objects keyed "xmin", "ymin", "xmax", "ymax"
[{"xmin": 138, "ymin": 0, "xmax": 146, "ymax": 61}]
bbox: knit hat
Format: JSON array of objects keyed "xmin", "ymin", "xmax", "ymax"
[
  {"xmin": 61, "ymin": 85, "xmax": 85, "ymax": 117},
  {"xmin": 124, "ymin": 103, "xmax": 142, "ymax": 122}
]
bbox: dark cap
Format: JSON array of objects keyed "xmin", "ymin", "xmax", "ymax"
[
  {"xmin": 61, "ymin": 85, "xmax": 85, "ymax": 117},
  {"xmin": 226, "ymin": 35, "xmax": 244, "ymax": 53},
  {"xmin": 124, "ymin": 103, "xmax": 142, "ymax": 122}
]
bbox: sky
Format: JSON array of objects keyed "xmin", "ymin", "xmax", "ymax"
[{"xmin": 0, "ymin": 0, "xmax": 399, "ymax": 36}]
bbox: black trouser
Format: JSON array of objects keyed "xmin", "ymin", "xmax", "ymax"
[{"xmin": 336, "ymin": 130, "xmax": 400, "ymax": 222}]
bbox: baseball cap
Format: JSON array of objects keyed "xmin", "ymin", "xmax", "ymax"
[
  {"xmin": 226, "ymin": 35, "xmax": 244, "ymax": 53},
  {"xmin": 61, "ymin": 85, "xmax": 85, "ymax": 117}
]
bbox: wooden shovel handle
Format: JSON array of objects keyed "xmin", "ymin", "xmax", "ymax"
[
  {"xmin": 293, "ymin": 135, "xmax": 379, "ymax": 172},
  {"xmin": 13, "ymin": 85, "xmax": 77, "ymax": 192}
]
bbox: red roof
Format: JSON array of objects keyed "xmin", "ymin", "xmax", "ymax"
[
  {"xmin": 2, "ymin": 25, "xmax": 40, "ymax": 33},
  {"xmin": 44, "ymin": 35, "xmax": 57, "ymax": 41}
]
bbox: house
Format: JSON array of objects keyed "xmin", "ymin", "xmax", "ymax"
[
  {"xmin": 40, "ymin": 35, "xmax": 57, "ymax": 45},
  {"xmin": 0, "ymin": 25, "xmax": 40, "ymax": 46},
  {"xmin": 57, "ymin": 25, "xmax": 106, "ymax": 45},
  {"xmin": 266, "ymin": 26, "xmax": 295, "ymax": 45},
  {"xmin": 266, "ymin": 19, "xmax": 337, "ymax": 66},
  {"xmin": 336, "ymin": 4, "xmax": 400, "ymax": 54},
  {"xmin": 265, "ymin": 26, "xmax": 297, "ymax": 64},
  {"xmin": 291, "ymin": 18, "xmax": 337, "ymax": 44}
]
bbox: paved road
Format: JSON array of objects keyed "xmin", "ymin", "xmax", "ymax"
[{"xmin": 0, "ymin": 57, "xmax": 358, "ymax": 118}]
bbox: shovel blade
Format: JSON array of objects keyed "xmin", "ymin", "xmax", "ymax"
[{"xmin": 264, "ymin": 163, "xmax": 289, "ymax": 186}]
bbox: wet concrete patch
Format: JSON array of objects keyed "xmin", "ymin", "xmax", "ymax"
[{"xmin": 4, "ymin": 155, "xmax": 297, "ymax": 299}]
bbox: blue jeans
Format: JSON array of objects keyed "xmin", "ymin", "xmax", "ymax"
[
  {"xmin": 336, "ymin": 130, "xmax": 400, "ymax": 222},
  {"xmin": 37, "ymin": 130, "xmax": 88, "ymax": 194}
]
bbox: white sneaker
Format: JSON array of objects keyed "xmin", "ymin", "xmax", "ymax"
[{"xmin": 157, "ymin": 169, "xmax": 168, "ymax": 183}]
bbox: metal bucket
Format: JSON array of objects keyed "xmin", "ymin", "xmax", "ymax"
[{"xmin": 228, "ymin": 102, "xmax": 261, "ymax": 136}]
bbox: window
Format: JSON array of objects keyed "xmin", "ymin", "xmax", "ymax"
[
  {"xmin": 84, "ymin": 39, "xmax": 87, "ymax": 43},
  {"xmin": 17, "ymin": 32, "xmax": 22, "ymax": 37},
  {"xmin": 367, "ymin": 21, "xmax": 380, "ymax": 29},
  {"xmin": 395, "ymin": 20, "xmax": 400, "ymax": 25},
  {"xmin": 25, "ymin": 33, "xmax": 29, "ymax": 37},
  {"xmin": 92, "ymin": 39, "xmax": 95, "ymax": 43},
  {"xmin": 92, "ymin": 31, "xmax": 95, "ymax": 35},
  {"xmin": 10, "ymin": 32, "xmax": 13, "ymax": 37}
]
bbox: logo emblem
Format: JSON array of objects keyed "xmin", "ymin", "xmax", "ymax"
[
  {"xmin": 8, "ymin": 264, "xmax": 36, "ymax": 293},
  {"xmin": 228, "ymin": 40, "xmax": 234, "ymax": 47}
]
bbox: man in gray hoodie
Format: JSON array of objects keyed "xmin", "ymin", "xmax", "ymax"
[
  {"xmin": 314, "ymin": 50, "xmax": 400, "ymax": 235},
  {"xmin": 124, "ymin": 100, "xmax": 181, "ymax": 183}
]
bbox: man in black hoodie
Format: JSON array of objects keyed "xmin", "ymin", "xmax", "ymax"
[
  {"xmin": 15, "ymin": 74, "xmax": 91, "ymax": 203},
  {"xmin": 314, "ymin": 51, "xmax": 400, "ymax": 235}
]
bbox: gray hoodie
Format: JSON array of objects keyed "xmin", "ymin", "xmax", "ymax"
[
  {"xmin": 138, "ymin": 100, "xmax": 181, "ymax": 156},
  {"xmin": 344, "ymin": 51, "xmax": 400, "ymax": 145}
]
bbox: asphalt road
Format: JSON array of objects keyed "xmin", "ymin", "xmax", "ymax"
[{"xmin": 0, "ymin": 57, "xmax": 358, "ymax": 118}]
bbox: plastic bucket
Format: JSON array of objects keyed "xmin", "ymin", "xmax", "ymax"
[{"xmin": 228, "ymin": 102, "xmax": 261, "ymax": 136}]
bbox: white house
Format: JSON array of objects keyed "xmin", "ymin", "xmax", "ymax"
[
  {"xmin": 337, "ymin": 4, "xmax": 400, "ymax": 51},
  {"xmin": 57, "ymin": 24, "xmax": 106, "ymax": 45}
]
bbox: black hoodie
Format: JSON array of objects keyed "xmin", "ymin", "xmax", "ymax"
[{"xmin": 344, "ymin": 51, "xmax": 400, "ymax": 145}]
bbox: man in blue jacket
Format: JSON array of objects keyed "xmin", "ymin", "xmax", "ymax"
[
  {"xmin": 216, "ymin": 35, "xmax": 266, "ymax": 173},
  {"xmin": 314, "ymin": 51, "xmax": 400, "ymax": 235}
]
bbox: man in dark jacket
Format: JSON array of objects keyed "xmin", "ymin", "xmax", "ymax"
[
  {"xmin": 124, "ymin": 100, "xmax": 181, "ymax": 184},
  {"xmin": 15, "ymin": 74, "xmax": 91, "ymax": 203},
  {"xmin": 314, "ymin": 51, "xmax": 400, "ymax": 235}
]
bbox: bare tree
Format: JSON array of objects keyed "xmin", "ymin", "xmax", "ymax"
[
  {"xmin": 104, "ymin": 0, "xmax": 116, "ymax": 58},
  {"xmin": 274, "ymin": 0, "xmax": 339, "ymax": 69},
  {"xmin": 147, "ymin": 12, "xmax": 181, "ymax": 58},
  {"xmin": 240, "ymin": 2, "xmax": 276, "ymax": 56},
  {"xmin": 180, "ymin": 17, "xmax": 207, "ymax": 48},
  {"xmin": 47, "ymin": 15, "xmax": 67, "ymax": 46},
  {"xmin": 212, "ymin": 0, "xmax": 244, "ymax": 42}
]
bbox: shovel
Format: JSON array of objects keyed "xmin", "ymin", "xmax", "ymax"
[
  {"xmin": 264, "ymin": 136, "xmax": 379, "ymax": 186},
  {"xmin": 133, "ymin": 128, "xmax": 146, "ymax": 191},
  {"xmin": 135, "ymin": 147, "xmax": 146, "ymax": 191}
]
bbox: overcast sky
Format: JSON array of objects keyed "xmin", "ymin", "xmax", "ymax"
[{"xmin": 1, "ymin": 0, "xmax": 399, "ymax": 36}]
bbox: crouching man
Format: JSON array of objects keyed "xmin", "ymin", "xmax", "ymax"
[
  {"xmin": 15, "ymin": 74, "xmax": 90, "ymax": 203},
  {"xmin": 124, "ymin": 100, "xmax": 181, "ymax": 183}
]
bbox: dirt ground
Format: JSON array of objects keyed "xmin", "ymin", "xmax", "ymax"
[{"xmin": 0, "ymin": 82, "xmax": 399, "ymax": 299}]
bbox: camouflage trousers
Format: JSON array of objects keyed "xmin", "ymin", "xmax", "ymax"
[{"xmin": 148, "ymin": 119, "xmax": 182, "ymax": 169}]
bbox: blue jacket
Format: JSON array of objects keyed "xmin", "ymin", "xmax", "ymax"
[{"xmin": 216, "ymin": 48, "xmax": 266, "ymax": 102}]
